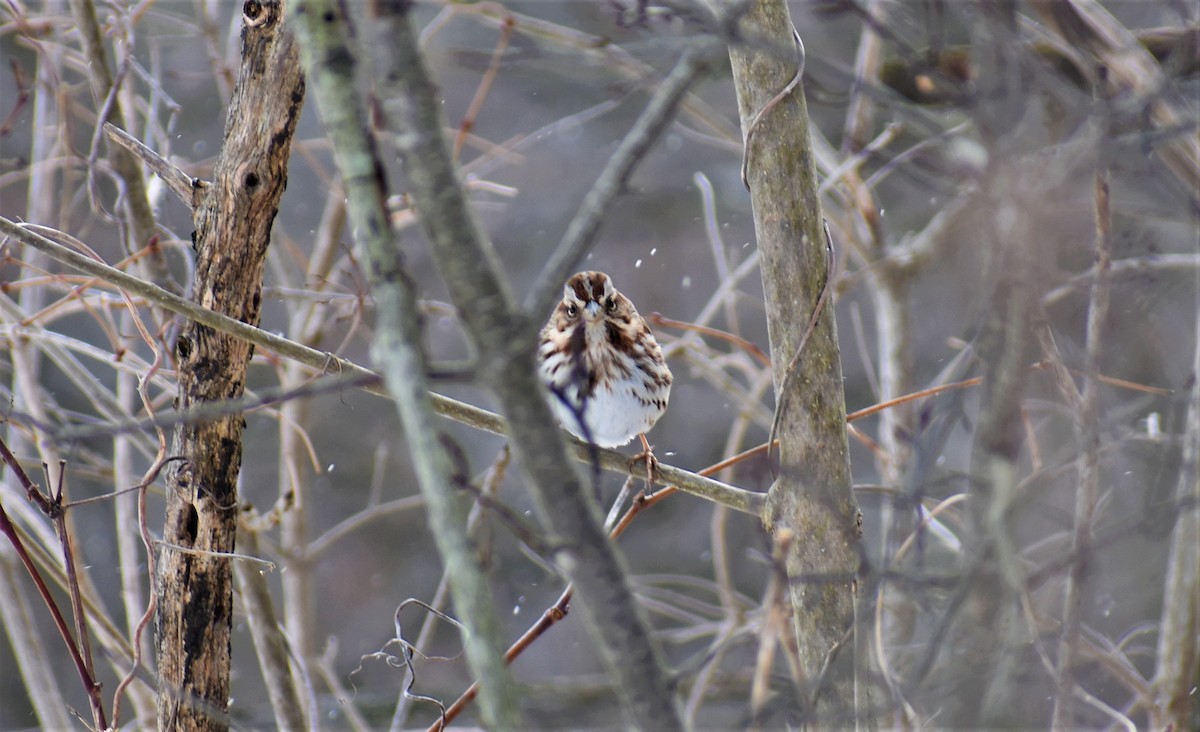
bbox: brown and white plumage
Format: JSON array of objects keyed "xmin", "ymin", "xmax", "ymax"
[{"xmin": 538, "ymin": 271, "xmax": 672, "ymax": 448}]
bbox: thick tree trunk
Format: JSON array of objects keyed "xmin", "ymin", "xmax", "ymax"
[
  {"xmin": 726, "ymin": 0, "xmax": 865, "ymax": 725},
  {"xmin": 155, "ymin": 2, "xmax": 304, "ymax": 728}
]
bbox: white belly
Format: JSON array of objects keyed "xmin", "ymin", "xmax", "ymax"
[{"xmin": 545, "ymin": 379, "xmax": 662, "ymax": 448}]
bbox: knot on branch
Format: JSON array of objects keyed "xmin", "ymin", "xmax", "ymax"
[{"xmin": 242, "ymin": 1, "xmax": 278, "ymax": 28}]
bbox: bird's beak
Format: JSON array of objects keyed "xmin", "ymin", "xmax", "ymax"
[{"xmin": 584, "ymin": 301, "xmax": 601, "ymax": 320}]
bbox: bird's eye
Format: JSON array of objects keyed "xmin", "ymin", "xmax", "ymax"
[
  {"xmin": 566, "ymin": 303, "xmax": 578, "ymax": 317},
  {"xmin": 605, "ymin": 296, "xmax": 617, "ymax": 312}
]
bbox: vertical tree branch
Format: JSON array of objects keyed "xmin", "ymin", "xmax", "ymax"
[
  {"xmin": 233, "ymin": 530, "xmax": 308, "ymax": 731},
  {"xmin": 288, "ymin": 1, "xmax": 521, "ymax": 727},
  {"xmin": 274, "ymin": 192, "xmax": 345, "ymax": 675},
  {"xmin": 1151, "ymin": 298, "xmax": 1200, "ymax": 729},
  {"xmin": 841, "ymin": 0, "xmax": 887, "ymax": 156},
  {"xmin": 155, "ymin": 2, "xmax": 304, "ymax": 728},
  {"xmin": 1051, "ymin": 153, "xmax": 1113, "ymax": 731},
  {"xmin": 952, "ymin": 5, "xmax": 1062, "ymax": 725},
  {"xmin": 959, "ymin": 211, "xmax": 1039, "ymax": 727},
  {"xmin": 725, "ymin": 0, "xmax": 864, "ymax": 724}
]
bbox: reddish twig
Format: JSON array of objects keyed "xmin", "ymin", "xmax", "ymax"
[
  {"xmin": 844, "ymin": 361, "xmax": 1167, "ymax": 426},
  {"xmin": 649, "ymin": 312, "xmax": 772, "ymax": 367},
  {"xmin": 0, "ymin": 57, "xmax": 30, "ymax": 137},
  {"xmin": 0, "ymin": 434, "xmax": 54, "ymax": 514},
  {"xmin": 48, "ymin": 463, "xmax": 103, "ymax": 721},
  {"xmin": 452, "ymin": 12, "xmax": 514, "ymax": 160},
  {"xmin": 846, "ymin": 376, "xmax": 984, "ymax": 423}
]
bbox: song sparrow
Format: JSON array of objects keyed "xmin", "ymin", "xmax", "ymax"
[{"xmin": 538, "ymin": 271, "xmax": 672, "ymax": 457}]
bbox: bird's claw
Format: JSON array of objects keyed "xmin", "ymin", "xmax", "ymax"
[{"xmin": 630, "ymin": 433, "xmax": 659, "ymax": 497}]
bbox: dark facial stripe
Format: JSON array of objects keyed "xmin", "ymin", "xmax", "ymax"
[
  {"xmin": 590, "ymin": 272, "xmax": 610, "ymax": 299},
  {"xmin": 569, "ymin": 277, "xmax": 590, "ymax": 302},
  {"xmin": 568, "ymin": 271, "xmax": 611, "ymax": 304}
]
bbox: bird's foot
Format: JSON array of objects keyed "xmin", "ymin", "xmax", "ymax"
[{"xmin": 629, "ymin": 433, "xmax": 659, "ymax": 498}]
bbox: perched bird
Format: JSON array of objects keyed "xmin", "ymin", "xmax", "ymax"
[{"xmin": 537, "ymin": 271, "xmax": 672, "ymax": 467}]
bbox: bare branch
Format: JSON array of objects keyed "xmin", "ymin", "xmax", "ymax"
[{"xmin": 103, "ymin": 123, "xmax": 199, "ymax": 208}]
